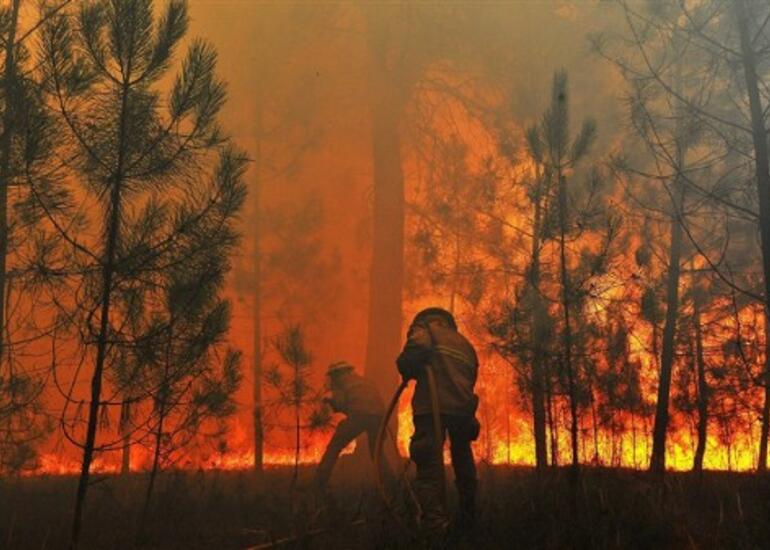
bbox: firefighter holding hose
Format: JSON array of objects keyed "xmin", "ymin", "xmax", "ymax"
[{"xmin": 396, "ymin": 307, "xmax": 480, "ymax": 539}]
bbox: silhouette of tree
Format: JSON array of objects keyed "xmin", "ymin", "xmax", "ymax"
[{"xmin": 37, "ymin": 0, "xmax": 246, "ymax": 544}]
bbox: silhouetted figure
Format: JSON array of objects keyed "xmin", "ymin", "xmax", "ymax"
[
  {"xmin": 315, "ymin": 361, "xmax": 386, "ymax": 490},
  {"xmin": 397, "ymin": 307, "xmax": 480, "ymax": 539}
]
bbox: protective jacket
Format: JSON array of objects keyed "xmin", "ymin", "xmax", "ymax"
[
  {"xmin": 396, "ymin": 322, "xmax": 479, "ymax": 416},
  {"xmin": 328, "ymin": 372, "xmax": 385, "ymax": 417}
]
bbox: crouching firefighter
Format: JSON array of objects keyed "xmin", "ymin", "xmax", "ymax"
[
  {"xmin": 396, "ymin": 307, "xmax": 480, "ymax": 538},
  {"xmin": 315, "ymin": 361, "xmax": 387, "ymax": 491}
]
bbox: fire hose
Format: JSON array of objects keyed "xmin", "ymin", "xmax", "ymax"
[
  {"xmin": 246, "ymin": 328, "xmax": 448, "ymax": 549},
  {"xmin": 374, "ymin": 323, "xmax": 448, "ymax": 528}
]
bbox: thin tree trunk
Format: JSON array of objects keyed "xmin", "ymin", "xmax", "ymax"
[
  {"xmin": 735, "ymin": 0, "xmax": 770, "ymax": 473},
  {"xmin": 506, "ymin": 395, "xmax": 511, "ymax": 465},
  {"xmin": 546, "ymin": 371, "xmax": 558, "ymax": 467},
  {"xmin": 120, "ymin": 401, "xmax": 131, "ymax": 475},
  {"xmin": 692, "ymin": 282, "xmax": 709, "ymax": 473},
  {"xmin": 141, "ymin": 323, "xmax": 174, "ymax": 532},
  {"xmin": 139, "ymin": 394, "xmax": 166, "ymax": 541},
  {"xmin": 0, "ymin": 0, "xmax": 21, "ymax": 369},
  {"xmin": 529, "ymin": 189, "xmax": 548, "ymax": 471},
  {"xmin": 589, "ymin": 385, "xmax": 599, "ymax": 464},
  {"xmin": 557, "ymin": 172, "xmax": 579, "ymax": 475},
  {"xmin": 253, "ymin": 100, "xmax": 264, "ymax": 474},
  {"xmin": 632, "ymin": 412, "xmax": 637, "ymax": 469},
  {"xmin": 649, "ymin": 153, "xmax": 685, "ymax": 475},
  {"xmin": 71, "ymin": 67, "xmax": 132, "ymax": 550},
  {"xmin": 649, "ymin": 202, "xmax": 683, "ymax": 474},
  {"xmin": 293, "ymin": 391, "xmax": 300, "ymax": 488},
  {"xmin": 143, "ymin": 401, "xmax": 165, "ymax": 523}
]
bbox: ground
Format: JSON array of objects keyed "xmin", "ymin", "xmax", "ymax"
[{"xmin": 2, "ymin": 459, "xmax": 770, "ymax": 549}]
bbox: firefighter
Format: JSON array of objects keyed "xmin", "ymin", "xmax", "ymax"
[
  {"xmin": 396, "ymin": 307, "xmax": 480, "ymax": 538},
  {"xmin": 315, "ymin": 361, "xmax": 387, "ymax": 490}
]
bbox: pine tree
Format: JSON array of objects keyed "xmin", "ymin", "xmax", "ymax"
[
  {"xmin": 524, "ymin": 71, "xmax": 601, "ymax": 473},
  {"xmin": 266, "ymin": 324, "xmax": 322, "ymax": 491},
  {"xmin": 0, "ymin": 0, "xmax": 68, "ymax": 473},
  {"xmin": 37, "ymin": 1, "xmax": 246, "ymax": 544},
  {"xmin": 132, "ymin": 232, "xmax": 243, "ymax": 535}
]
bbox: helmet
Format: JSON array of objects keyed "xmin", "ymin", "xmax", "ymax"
[
  {"xmin": 327, "ymin": 361, "xmax": 354, "ymax": 377},
  {"xmin": 412, "ymin": 307, "xmax": 457, "ymax": 330}
]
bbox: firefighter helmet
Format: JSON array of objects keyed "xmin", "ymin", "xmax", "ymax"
[
  {"xmin": 327, "ymin": 360, "xmax": 355, "ymax": 377},
  {"xmin": 412, "ymin": 307, "xmax": 457, "ymax": 330}
]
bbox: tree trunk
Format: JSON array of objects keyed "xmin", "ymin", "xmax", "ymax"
[
  {"xmin": 546, "ymin": 370, "xmax": 558, "ymax": 467},
  {"xmin": 557, "ymin": 173, "xmax": 579, "ymax": 475},
  {"xmin": 120, "ymin": 401, "xmax": 131, "ymax": 475},
  {"xmin": 692, "ymin": 284, "xmax": 709, "ymax": 473},
  {"xmin": 364, "ymin": 8, "xmax": 405, "ymax": 408},
  {"xmin": 631, "ymin": 412, "xmax": 637, "ymax": 468},
  {"xmin": 139, "ymin": 395, "xmax": 166, "ymax": 540},
  {"xmin": 589, "ymin": 384, "xmax": 600, "ymax": 464},
  {"xmin": 141, "ymin": 325, "xmax": 173, "ymax": 537},
  {"xmin": 734, "ymin": 0, "xmax": 770, "ymax": 473},
  {"xmin": 529, "ymin": 190, "xmax": 548, "ymax": 471},
  {"xmin": 293, "ymin": 392, "xmax": 300, "ymax": 488},
  {"xmin": 0, "ymin": 0, "xmax": 21, "ymax": 369},
  {"xmin": 71, "ymin": 71, "xmax": 131, "ymax": 550},
  {"xmin": 649, "ymin": 201, "xmax": 683, "ymax": 474},
  {"xmin": 253, "ymin": 100, "xmax": 264, "ymax": 474},
  {"xmin": 649, "ymin": 122, "xmax": 686, "ymax": 474}
]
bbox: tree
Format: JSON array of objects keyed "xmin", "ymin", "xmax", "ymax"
[
  {"xmin": 243, "ymin": 4, "xmax": 323, "ymax": 474},
  {"xmin": 265, "ymin": 324, "xmax": 325, "ymax": 491},
  {"xmin": 732, "ymin": 0, "xmax": 770, "ymax": 472},
  {"xmin": 132, "ymin": 242, "xmax": 243, "ymax": 535},
  {"xmin": 489, "ymin": 100, "xmax": 558, "ymax": 471},
  {"xmin": 486, "ymin": 160, "xmax": 553, "ymax": 470},
  {"xmin": 363, "ymin": 5, "xmax": 411, "ymax": 402},
  {"xmin": 601, "ymin": 0, "xmax": 770, "ymax": 472},
  {"xmin": 594, "ymin": 1, "xmax": 747, "ymax": 472},
  {"xmin": 362, "ymin": 3, "xmax": 480, "ymax": 403},
  {"xmin": 409, "ymin": 135, "xmax": 504, "ymax": 316},
  {"xmin": 0, "ymin": 0, "xmax": 70, "ymax": 473},
  {"xmin": 690, "ymin": 268, "xmax": 711, "ymax": 472},
  {"xmin": 524, "ymin": 71, "xmax": 601, "ymax": 473},
  {"xmin": 37, "ymin": 0, "xmax": 246, "ymax": 544}
]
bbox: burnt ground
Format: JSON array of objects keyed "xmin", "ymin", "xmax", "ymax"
[{"xmin": 2, "ymin": 460, "xmax": 770, "ymax": 549}]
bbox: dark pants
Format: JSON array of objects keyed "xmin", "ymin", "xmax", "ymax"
[
  {"xmin": 410, "ymin": 414, "xmax": 478, "ymax": 532},
  {"xmin": 316, "ymin": 414, "xmax": 382, "ymax": 488}
]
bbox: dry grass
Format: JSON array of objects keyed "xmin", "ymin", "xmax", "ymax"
[{"xmin": 2, "ymin": 460, "xmax": 769, "ymax": 549}]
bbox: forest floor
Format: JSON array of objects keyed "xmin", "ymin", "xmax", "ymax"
[{"xmin": 2, "ymin": 460, "xmax": 770, "ymax": 549}]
